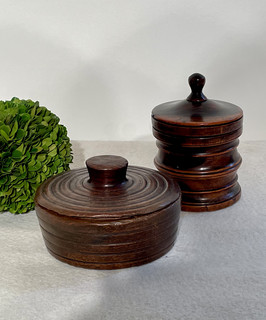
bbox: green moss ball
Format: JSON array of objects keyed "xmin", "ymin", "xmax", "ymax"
[{"xmin": 0, "ymin": 98, "xmax": 73, "ymax": 214}]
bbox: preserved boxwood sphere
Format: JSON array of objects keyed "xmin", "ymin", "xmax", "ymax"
[{"xmin": 0, "ymin": 98, "xmax": 72, "ymax": 214}]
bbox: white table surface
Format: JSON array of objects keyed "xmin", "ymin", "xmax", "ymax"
[{"xmin": 1, "ymin": 140, "xmax": 266, "ymax": 320}]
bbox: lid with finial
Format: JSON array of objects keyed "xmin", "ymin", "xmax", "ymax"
[
  {"xmin": 35, "ymin": 155, "xmax": 180, "ymax": 219},
  {"xmin": 152, "ymin": 73, "xmax": 243, "ymax": 128}
]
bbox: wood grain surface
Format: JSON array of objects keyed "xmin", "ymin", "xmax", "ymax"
[
  {"xmin": 152, "ymin": 73, "xmax": 243, "ymax": 212},
  {"xmin": 35, "ymin": 155, "xmax": 181, "ymax": 269}
]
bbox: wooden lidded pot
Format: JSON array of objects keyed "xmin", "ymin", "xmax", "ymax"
[
  {"xmin": 35, "ymin": 155, "xmax": 181, "ymax": 269},
  {"xmin": 152, "ymin": 73, "xmax": 243, "ymax": 212}
]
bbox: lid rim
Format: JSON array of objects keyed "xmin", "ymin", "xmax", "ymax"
[
  {"xmin": 152, "ymin": 98, "xmax": 243, "ymax": 127},
  {"xmin": 36, "ymin": 197, "xmax": 180, "ymax": 220},
  {"xmin": 152, "ymin": 114, "xmax": 243, "ymax": 128}
]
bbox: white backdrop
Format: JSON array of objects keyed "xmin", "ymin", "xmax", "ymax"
[{"xmin": 0, "ymin": 0, "xmax": 265, "ymax": 141}]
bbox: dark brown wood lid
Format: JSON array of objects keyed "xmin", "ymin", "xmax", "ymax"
[
  {"xmin": 152, "ymin": 73, "xmax": 243, "ymax": 127},
  {"xmin": 35, "ymin": 155, "xmax": 180, "ymax": 219}
]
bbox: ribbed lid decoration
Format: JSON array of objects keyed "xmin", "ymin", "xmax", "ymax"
[{"xmin": 35, "ymin": 155, "xmax": 180, "ymax": 219}]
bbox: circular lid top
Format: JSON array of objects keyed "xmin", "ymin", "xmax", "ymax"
[
  {"xmin": 152, "ymin": 73, "xmax": 243, "ymax": 126},
  {"xmin": 35, "ymin": 155, "xmax": 180, "ymax": 219}
]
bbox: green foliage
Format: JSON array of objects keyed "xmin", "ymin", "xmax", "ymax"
[{"xmin": 0, "ymin": 98, "xmax": 73, "ymax": 214}]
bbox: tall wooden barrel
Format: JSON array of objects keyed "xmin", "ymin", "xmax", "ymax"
[{"xmin": 152, "ymin": 73, "xmax": 243, "ymax": 212}]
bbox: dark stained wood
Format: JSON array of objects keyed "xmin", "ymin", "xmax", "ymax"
[
  {"xmin": 86, "ymin": 155, "xmax": 128, "ymax": 187},
  {"xmin": 186, "ymin": 73, "xmax": 207, "ymax": 103},
  {"xmin": 152, "ymin": 73, "xmax": 243, "ymax": 212},
  {"xmin": 35, "ymin": 155, "xmax": 181, "ymax": 269},
  {"xmin": 152, "ymin": 73, "xmax": 243, "ymax": 127}
]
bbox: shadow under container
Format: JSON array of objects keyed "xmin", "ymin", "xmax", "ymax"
[
  {"xmin": 35, "ymin": 155, "xmax": 181, "ymax": 269},
  {"xmin": 152, "ymin": 73, "xmax": 243, "ymax": 212}
]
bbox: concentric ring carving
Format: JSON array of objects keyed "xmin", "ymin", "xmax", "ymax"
[{"xmin": 36, "ymin": 166, "xmax": 180, "ymax": 218}]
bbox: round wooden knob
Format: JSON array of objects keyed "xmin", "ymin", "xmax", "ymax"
[
  {"xmin": 187, "ymin": 73, "xmax": 207, "ymax": 103},
  {"xmin": 86, "ymin": 155, "xmax": 128, "ymax": 187}
]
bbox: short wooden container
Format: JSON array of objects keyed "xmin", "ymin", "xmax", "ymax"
[
  {"xmin": 152, "ymin": 73, "xmax": 243, "ymax": 212},
  {"xmin": 35, "ymin": 155, "xmax": 181, "ymax": 269}
]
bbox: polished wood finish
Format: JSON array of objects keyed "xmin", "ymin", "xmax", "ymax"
[
  {"xmin": 35, "ymin": 155, "xmax": 181, "ymax": 269},
  {"xmin": 152, "ymin": 73, "xmax": 243, "ymax": 212}
]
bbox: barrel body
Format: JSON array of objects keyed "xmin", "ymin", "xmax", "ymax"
[{"xmin": 152, "ymin": 117, "xmax": 243, "ymax": 212}]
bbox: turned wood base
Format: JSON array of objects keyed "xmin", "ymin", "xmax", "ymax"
[
  {"xmin": 46, "ymin": 240, "xmax": 176, "ymax": 270},
  {"xmin": 154, "ymin": 148, "xmax": 242, "ymax": 212},
  {"xmin": 181, "ymin": 188, "xmax": 241, "ymax": 212},
  {"xmin": 36, "ymin": 200, "xmax": 180, "ymax": 269}
]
